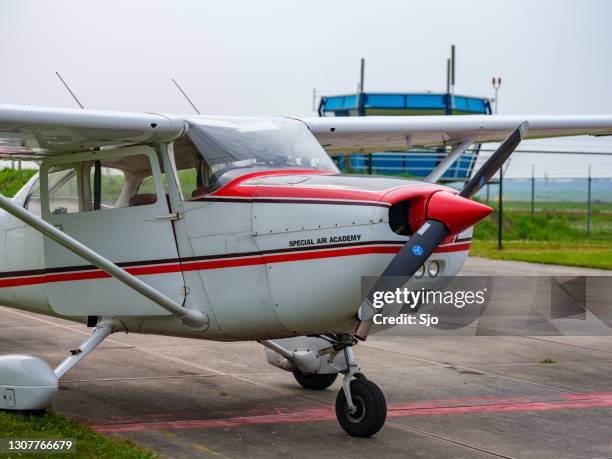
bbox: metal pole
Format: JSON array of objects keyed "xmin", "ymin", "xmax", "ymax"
[
  {"xmin": 446, "ymin": 58, "xmax": 451, "ymax": 115},
  {"xmin": 360, "ymin": 58, "xmax": 365, "ymax": 93},
  {"xmin": 531, "ymin": 164, "xmax": 535, "ymax": 217},
  {"xmin": 0, "ymin": 192, "xmax": 208, "ymax": 329},
  {"xmin": 587, "ymin": 165, "xmax": 592, "ymax": 238},
  {"xmin": 358, "ymin": 58, "xmax": 365, "ymax": 116},
  {"xmin": 486, "ymin": 183, "xmax": 490, "ymax": 204},
  {"xmin": 495, "ymin": 86, "xmax": 499, "ymax": 115},
  {"xmin": 491, "ymin": 77, "xmax": 501, "ymax": 115},
  {"xmin": 367, "ymin": 153, "xmax": 373, "ymax": 175},
  {"xmin": 451, "ymin": 45, "xmax": 455, "ymax": 87},
  {"xmin": 446, "ymin": 58, "xmax": 451, "ymax": 94},
  {"xmin": 450, "ymin": 45, "xmax": 455, "ymax": 110},
  {"xmin": 498, "ymin": 168, "xmax": 503, "ymax": 251}
]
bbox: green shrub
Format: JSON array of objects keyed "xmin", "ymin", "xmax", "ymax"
[{"xmin": 0, "ymin": 168, "xmax": 38, "ymax": 197}]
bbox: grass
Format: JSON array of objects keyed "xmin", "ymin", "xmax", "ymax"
[
  {"xmin": 0, "ymin": 169, "xmax": 37, "ymax": 198},
  {"xmin": 471, "ymin": 240, "xmax": 612, "ymax": 270},
  {"xmin": 502, "ymin": 200, "xmax": 612, "ymax": 212},
  {"xmin": 471, "ymin": 204, "xmax": 612, "ymax": 270},
  {"xmin": 0, "ymin": 409, "xmax": 155, "ymax": 458},
  {"xmin": 473, "ymin": 207, "xmax": 612, "ymax": 242}
]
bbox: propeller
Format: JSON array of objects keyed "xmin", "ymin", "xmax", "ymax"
[{"xmin": 355, "ymin": 122, "xmax": 529, "ymax": 339}]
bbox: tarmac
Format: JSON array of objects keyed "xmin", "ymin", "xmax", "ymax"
[{"xmin": 1, "ymin": 257, "xmax": 612, "ymax": 458}]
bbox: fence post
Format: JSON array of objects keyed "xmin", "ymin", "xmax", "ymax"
[
  {"xmin": 530, "ymin": 165, "xmax": 535, "ymax": 218},
  {"xmin": 498, "ymin": 169, "xmax": 503, "ymax": 251},
  {"xmin": 486, "ymin": 183, "xmax": 490, "ymax": 204},
  {"xmin": 586, "ymin": 165, "xmax": 592, "ymax": 238},
  {"xmin": 367, "ymin": 153, "xmax": 373, "ymax": 175}
]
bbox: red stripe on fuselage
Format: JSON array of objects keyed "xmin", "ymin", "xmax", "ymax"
[
  {"xmin": 0, "ymin": 242, "xmax": 470, "ymax": 288},
  {"xmin": 433, "ymin": 242, "xmax": 471, "ymax": 253}
]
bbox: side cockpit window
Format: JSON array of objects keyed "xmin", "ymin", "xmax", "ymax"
[{"xmin": 172, "ymin": 135, "xmax": 212, "ymax": 200}]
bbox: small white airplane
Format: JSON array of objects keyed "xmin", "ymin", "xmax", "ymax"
[{"xmin": 0, "ymin": 103, "xmax": 611, "ymax": 437}]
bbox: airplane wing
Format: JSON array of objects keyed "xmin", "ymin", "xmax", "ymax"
[
  {"xmin": 0, "ymin": 104, "xmax": 185, "ymax": 159},
  {"xmin": 300, "ymin": 115, "xmax": 612, "ymax": 153},
  {"xmin": 3, "ymin": 104, "xmax": 612, "ymax": 159}
]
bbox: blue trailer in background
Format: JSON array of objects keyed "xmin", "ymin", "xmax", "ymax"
[{"xmin": 319, "ymin": 92, "xmax": 492, "ymax": 181}]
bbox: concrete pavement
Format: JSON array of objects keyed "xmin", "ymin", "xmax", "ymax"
[{"xmin": 1, "ymin": 258, "xmax": 611, "ymax": 458}]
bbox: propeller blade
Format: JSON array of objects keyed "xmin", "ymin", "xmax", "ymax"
[
  {"xmin": 459, "ymin": 121, "xmax": 529, "ymax": 199},
  {"xmin": 356, "ymin": 219, "xmax": 449, "ymax": 335},
  {"xmin": 355, "ymin": 122, "xmax": 528, "ymax": 339},
  {"xmin": 356, "ymin": 193, "xmax": 492, "ymax": 335}
]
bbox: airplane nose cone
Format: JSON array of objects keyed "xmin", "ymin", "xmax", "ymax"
[{"xmin": 426, "ymin": 191, "xmax": 493, "ymax": 235}]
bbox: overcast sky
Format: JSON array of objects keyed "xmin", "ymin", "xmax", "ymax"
[{"xmin": 1, "ymin": 0, "xmax": 612, "ymax": 177}]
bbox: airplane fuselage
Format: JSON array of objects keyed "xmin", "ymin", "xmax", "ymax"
[{"xmin": 0, "ymin": 163, "xmax": 472, "ymax": 341}]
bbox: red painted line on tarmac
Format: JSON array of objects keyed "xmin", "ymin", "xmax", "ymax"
[{"xmin": 89, "ymin": 391, "xmax": 612, "ymax": 433}]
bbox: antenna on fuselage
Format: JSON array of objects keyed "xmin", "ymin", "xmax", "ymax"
[
  {"xmin": 55, "ymin": 72, "xmax": 85, "ymax": 109},
  {"xmin": 171, "ymin": 78, "xmax": 201, "ymax": 115}
]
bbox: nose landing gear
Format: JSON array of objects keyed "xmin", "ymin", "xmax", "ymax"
[
  {"xmin": 329, "ymin": 335, "xmax": 387, "ymax": 437},
  {"xmin": 336, "ymin": 378, "xmax": 387, "ymax": 437},
  {"xmin": 261, "ymin": 334, "xmax": 387, "ymax": 437}
]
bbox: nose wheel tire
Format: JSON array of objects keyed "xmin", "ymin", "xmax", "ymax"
[
  {"xmin": 293, "ymin": 370, "xmax": 338, "ymax": 390},
  {"xmin": 335, "ymin": 378, "xmax": 387, "ymax": 437}
]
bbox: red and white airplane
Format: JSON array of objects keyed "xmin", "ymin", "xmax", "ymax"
[{"xmin": 0, "ymin": 103, "xmax": 611, "ymax": 436}]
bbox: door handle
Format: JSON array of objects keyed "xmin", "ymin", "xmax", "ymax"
[{"xmin": 145, "ymin": 212, "xmax": 182, "ymax": 222}]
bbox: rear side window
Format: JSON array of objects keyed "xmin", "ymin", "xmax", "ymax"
[
  {"xmin": 47, "ymin": 166, "xmax": 80, "ymax": 215},
  {"xmin": 24, "ymin": 178, "xmax": 41, "ymax": 216},
  {"xmin": 85, "ymin": 156, "xmax": 158, "ymax": 211},
  {"xmin": 89, "ymin": 164, "xmax": 126, "ymax": 209},
  {"xmin": 44, "ymin": 154, "xmax": 159, "ymax": 215}
]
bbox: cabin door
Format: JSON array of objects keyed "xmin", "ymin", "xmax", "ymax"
[{"xmin": 40, "ymin": 146, "xmax": 184, "ymax": 316}]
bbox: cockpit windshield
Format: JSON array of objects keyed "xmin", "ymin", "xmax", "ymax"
[{"xmin": 181, "ymin": 117, "xmax": 338, "ymax": 193}]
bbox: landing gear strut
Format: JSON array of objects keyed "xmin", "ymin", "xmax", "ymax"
[{"xmin": 328, "ymin": 335, "xmax": 387, "ymax": 437}]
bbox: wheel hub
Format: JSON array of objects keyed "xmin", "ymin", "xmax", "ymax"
[{"xmin": 345, "ymin": 395, "xmax": 366, "ymax": 423}]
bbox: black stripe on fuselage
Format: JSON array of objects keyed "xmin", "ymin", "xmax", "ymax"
[
  {"xmin": 191, "ymin": 197, "xmax": 390, "ymax": 207},
  {"xmin": 0, "ymin": 240, "xmax": 406, "ymax": 280}
]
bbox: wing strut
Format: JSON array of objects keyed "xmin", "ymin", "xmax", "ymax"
[
  {"xmin": 0, "ymin": 192, "xmax": 208, "ymax": 330},
  {"xmin": 425, "ymin": 138, "xmax": 475, "ymax": 183}
]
